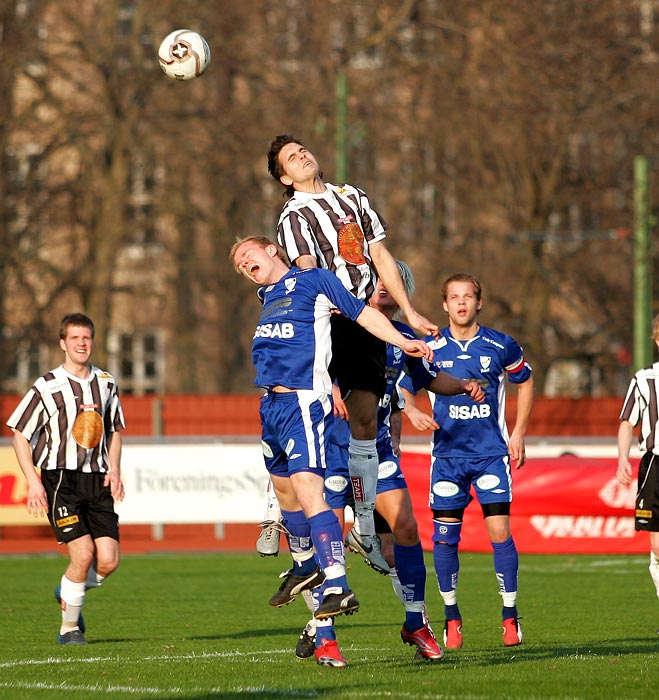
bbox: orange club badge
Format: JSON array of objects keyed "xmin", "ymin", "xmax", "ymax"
[{"xmin": 337, "ymin": 223, "xmax": 367, "ymax": 265}]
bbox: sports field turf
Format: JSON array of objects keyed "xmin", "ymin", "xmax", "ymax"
[{"xmin": 0, "ymin": 551, "xmax": 656, "ymax": 699}]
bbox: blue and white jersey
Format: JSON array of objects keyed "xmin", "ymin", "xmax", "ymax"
[
  {"xmin": 376, "ymin": 320, "xmax": 437, "ymax": 447},
  {"xmin": 407, "ymin": 325, "xmax": 532, "ymax": 458},
  {"xmin": 251, "ymin": 266, "xmax": 365, "ymax": 393}
]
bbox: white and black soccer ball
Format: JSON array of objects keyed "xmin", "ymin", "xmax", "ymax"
[{"xmin": 158, "ymin": 29, "xmax": 210, "ymax": 81}]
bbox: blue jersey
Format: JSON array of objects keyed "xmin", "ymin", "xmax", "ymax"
[
  {"xmin": 376, "ymin": 320, "xmax": 436, "ymax": 448},
  {"xmin": 251, "ymin": 266, "xmax": 365, "ymax": 393},
  {"xmin": 407, "ymin": 325, "xmax": 532, "ymax": 458}
]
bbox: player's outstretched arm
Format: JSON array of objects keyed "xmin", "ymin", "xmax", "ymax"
[
  {"xmin": 355, "ymin": 305, "xmax": 432, "ymax": 361},
  {"xmin": 368, "ymin": 242, "xmax": 438, "ymax": 338},
  {"xmin": 427, "ymin": 375, "xmax": 484, "ymax": 402}
]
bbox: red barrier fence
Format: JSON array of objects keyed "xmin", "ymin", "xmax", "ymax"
[
  {"xmin": 0, "ymin": 395, "xmax": 625, "ymax": 438},
  {"xmin": 403, "ymin": 453, "xmax": 647, "ymax": 554}
]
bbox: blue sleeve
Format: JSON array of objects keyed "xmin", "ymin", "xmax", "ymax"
[
  {"xmin": 389, "ymin": 321, "xmax": 438, "ymax": 391},
  {"xmin": 399, "ymin": 372, "xmax": 415, "ymax": 395},
  {"xmin": 314, "ymin": 269, "xmax": 365, "ymax": 321}
]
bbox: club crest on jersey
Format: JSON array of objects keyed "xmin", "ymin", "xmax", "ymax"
[
  {"xmin": 284, "ymin": 278, "xmax": 297, "ymax": 295},
  {"xmin": 337, "ymin": 222, "xmax": 367, "ymax": 265},
  {"xmin": 480, "ymin": 356, "xmax": 491, "ymax": 372}
]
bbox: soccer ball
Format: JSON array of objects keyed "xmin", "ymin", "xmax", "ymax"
[{"xmin": 158, "ymin": 29, "xmax": 211, "ymax": 81}]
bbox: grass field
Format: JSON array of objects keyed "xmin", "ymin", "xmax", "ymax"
[{"xmin": 0, "ymin": 550, "xmax": 657, "ymax": 699}]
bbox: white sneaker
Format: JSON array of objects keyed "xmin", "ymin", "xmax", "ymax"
[
  {"xmin": 256, "ymin": 518, "xmax": 284, "ymax": 556},
  {"xmin": 345, "ymin": 528, "xmax": 391, "ymax": 574}
]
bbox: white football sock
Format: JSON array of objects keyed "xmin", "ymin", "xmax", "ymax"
[
  {"xmin": 59, "ymin": 576, "xmax": 86, "ymax": 632},
  {"xmin": 264, "ymin": 479, "xmax": 281, "ymax": 520},
  {"xmin": 349, "ymin": 438, "xmax": 377, "ymax": 536},
  {"xmin": 649, "ymin": 551, "xmax": 659, "ymax": 599},
  {"xmin": 85, "ymin": 565, "xmax": 105, "ymax": 589}
]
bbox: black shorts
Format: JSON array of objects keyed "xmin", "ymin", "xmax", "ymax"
[
  {"xmin": 635, "ymin": 452, "xmax": 659, "ymax": 532},
  {"xmin": 329, "ymin": 313, "xmax": 387, "ymax": 399},
  {"xmin": 41, "ymin": 470, "xmax": 120, "ymax": 544}
]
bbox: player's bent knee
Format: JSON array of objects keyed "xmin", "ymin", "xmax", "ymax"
[{"xmin": 393, "ymin": 518, "xmax": 419, "ymax": 545}]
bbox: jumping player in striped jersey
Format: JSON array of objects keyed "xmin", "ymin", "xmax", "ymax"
[
  {"xmin": 7, "ymin": 313, "xmax": 125, "ymax": 646},
  {"xmin": 401, "ymin": 273, "xmax": 534, "ymax": 649},
  {"xmin": 267, "ymin": 134, "xmax": 439, "ymax": 576},
  {"xmin": 617, "ymin": 313, "xmax": 659, "ymax": 613},
  {"xmin": 230, "ymin": 236, "xmax": 432, "ymax": 667}
]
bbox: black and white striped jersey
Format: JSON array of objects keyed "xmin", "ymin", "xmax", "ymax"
[
  {"xmin": 6, "ymin": 365, "xmax": 125, "ymax": 472},
  {"xmin": 276, "ymin": 182, "xmax": 388, "ymax": 301},
  {"xmin": 620, "ymin": 361, "xmax": 659, "ymax": 454}
]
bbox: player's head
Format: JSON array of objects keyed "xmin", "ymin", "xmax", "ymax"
[
  {"xmin": 442, "ymin": 273, "xmax": 483, "ymax": 327},
  {"xmin": 652, "ymin": 313, "xmax": 659, "ymax": 344},
  {"xmin": 441, "ymin": 273, "xmax": 482, "ymax": 303},
  {"xmin": 267, "ymin": 135, "xmax": 322, "ymax": 198},
  {"xmin": 229, "ymin": 236, "xmax": 290, "ymax": 274},
  {"xmin": 60, "ymin": 313, "xmax": 95, "ymax": 340},
  {"xmin": 267, "ymin": 135, "xmax": 301, "ymax": 182}
]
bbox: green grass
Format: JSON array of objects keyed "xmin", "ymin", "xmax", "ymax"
[{"xmin": 0, "ymin": 551, "xmax": 656, "ymax": 699}]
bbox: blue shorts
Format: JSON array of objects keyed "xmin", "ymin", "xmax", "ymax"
[
  {"xmin": 429, "ymin": 454, "xmax": 512, "ymax": 510},
  {"xmin": 259, "ymin": 390, "xmax": 334, "ymax": 477},
  {"xmin": 324, "ymin": 435, "xmax": 408, "ymax": 509}
]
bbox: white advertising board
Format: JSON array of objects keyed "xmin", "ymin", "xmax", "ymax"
[{"xmin": 115, "ymin": 443, "xmax": 269, "ymax": 524}]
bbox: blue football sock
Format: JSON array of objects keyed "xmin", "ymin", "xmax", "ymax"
[
  {"xmin": 308, "ymin": 510, "xmax": 349, "ymax": 591},
  {"xmin": 492, "ymin": 536, "xmax": 519, "ymax": 619},
  {"xmin": 394, "ymin": 541, "xmax": 426, "ymax": 631},
  {"xmin": 281, "ymin": 509, "xmax": 316, "ymax": 575},
  {"xmin": 433, "ymin": 520, "xmax": 462, "ymax": 620},
  {"xmin": 315, "ymin": 617, "xmax": 336, "ymax": 646}
]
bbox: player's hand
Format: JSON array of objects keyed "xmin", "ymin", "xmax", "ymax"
[
  {"xmin": 508, "ymin": 433, "xmax": 527, "ymax": 469},
  {"xmin": 105, "ymin": 471, "xmax": 125, "ymax": 502},
  {"xmin": 332, "ymin": 384, "xmax": 349, "ymax": 420},
  {"xmin": 402, "ymin": 339, "xmax": 433, "ymax": 361},
  {"xmin": 26, "ymin": 482, "xmax": 49, "ymax": 518},
  {"xmin": 463, "ymin": 380, "xmax": 485, "ymax": 403},
  {"xmin": 404, "ymin": 405, "xmax": 439, "ymax": 432},
  {"xmin": 616, "ymin": 460, "xmax": 633, "ymax": 485},
  {"xmin": 406, "ymin": 310, "xmax": 439, "ymax": 339}
]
